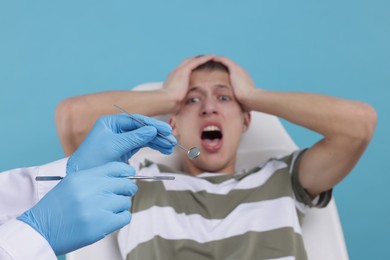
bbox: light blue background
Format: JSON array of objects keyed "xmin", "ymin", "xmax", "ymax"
[{"xmin": 1, "ymin": 1, "xmax": 388, "ymax": 259}]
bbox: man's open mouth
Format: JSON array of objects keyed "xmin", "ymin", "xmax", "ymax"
[
  {"xmin": 201, "ymin": 125, "xmax": 223, "ymax": 151},
  {"xmin": 202, "ymin": 125, "xmax": 222, "ymax": 139}
]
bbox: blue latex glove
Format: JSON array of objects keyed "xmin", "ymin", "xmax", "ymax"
[
  {"xmin": 67, "ymin": 114, "xmax": 176, "ymax": 174},
  {"xmin": 18, "ymin": 162, "xmax": 137, "ymax": 256}
]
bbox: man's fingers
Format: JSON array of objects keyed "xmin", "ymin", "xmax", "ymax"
[
  {"xmin": 212, "ymin": 56, "xmax": 237, "ymax": 69},
  {"xmin": 184, "ymin": 54, "xmax": 216, "ymax": 71},
  {"xmin": 175, "ymin": 54, "xmax": 216, "ymax": 72},
  {"xmin": 177, "ymin": 56, "xmax": 198, "ymax": 68}
]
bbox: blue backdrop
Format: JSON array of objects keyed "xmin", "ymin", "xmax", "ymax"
[{"xmin": 1, "ymin": 1, "xmax": 388, "ymax": 259}]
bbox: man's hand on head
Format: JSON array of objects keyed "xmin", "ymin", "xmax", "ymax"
[
  {"xmin": 162, "ymin": 55, "xmax": 216, "ymax": 113},
  {"xmin": 212, "ymin": 56, "xmax": 257, "ymax": 111}
]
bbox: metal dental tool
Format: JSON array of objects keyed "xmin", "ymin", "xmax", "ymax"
[
  {"xmin": 36, "ymin": 175, "xmax": 175, "ymax": 181},
  {"xmin": 113, "ymin": 104, "xmax": 200, "ymax": 160}
]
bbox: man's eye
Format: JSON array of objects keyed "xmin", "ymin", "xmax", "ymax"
[
  {"xmin": 219, "ymin": 95, "xmax": 231, "ymax": 101},
  {"xmin": 187, "ymin": 97, "xmax": 200, "ymax": 104}
]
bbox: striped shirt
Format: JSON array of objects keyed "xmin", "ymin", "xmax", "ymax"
[{"xmin": 118, "ymin": 150, "xmax": 332, "ymax": 260}]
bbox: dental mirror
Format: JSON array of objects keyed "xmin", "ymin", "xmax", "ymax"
[
  {"xmin": 114, "ymin": 104, "xmax": 200, "ymax": 160},
  {"xmin": 187, "ymin": 147, "xmax": 200, "ymax": 160}
]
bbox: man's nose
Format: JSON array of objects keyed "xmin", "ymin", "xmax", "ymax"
[{"xmin": 200, "ymin": 97, "xmax": 218, "ymax": 116}]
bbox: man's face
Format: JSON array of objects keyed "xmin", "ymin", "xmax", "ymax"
[{"xmin": 170, "ymin": 69, "xmax": 251, "ymax": 175}]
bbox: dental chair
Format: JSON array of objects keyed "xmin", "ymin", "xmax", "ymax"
[{"xmin": 67, "ymin": 82, "xmax": 349, "ymax": 260}]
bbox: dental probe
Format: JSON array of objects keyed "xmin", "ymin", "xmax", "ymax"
[
  {"xmin": 113, "ymin": 104, "xmax": 200, "ymax": 160},
  {"xmin": 36, "ymin": 175, "xmax": 175, "ymax": 181}
]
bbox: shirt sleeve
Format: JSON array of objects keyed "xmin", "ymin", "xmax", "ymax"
[
  {"xmin": 0, "ymin": 158, "xmax": 68, "ymax": 224},
  {"xmin": 0, "ymin": 218, "xmax": 57, "ymax": 260},
  {"xmin": 290, "ymin": 149, "xmax": 332, "ymax": 208}
]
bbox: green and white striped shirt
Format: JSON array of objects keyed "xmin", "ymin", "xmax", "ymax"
[{"xmin": 118, "ymin": 150, "xmax": 331, "ymax": 260}]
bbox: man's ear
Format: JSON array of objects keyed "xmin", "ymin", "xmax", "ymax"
[
  {"xmin": 242, "ymin": 112, "xmax": 251, "ymax": 132},
  {"xmin": 169, "ymin": 116, "xmax": 179, "ymax": 136}
]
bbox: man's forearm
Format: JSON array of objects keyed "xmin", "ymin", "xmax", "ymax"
[
  {"xmin": 244, "ymin": 89, "xmax": 376, "ymax": 139},
  {"xmin": 243, "ymin": 88, "xmax": 376, "ymax": 195}
]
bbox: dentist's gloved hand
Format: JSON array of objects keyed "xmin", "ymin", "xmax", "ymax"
[
  {"xmin": 67, "ymin": 114, "xmax": 176, "ymax": 174},
  {"xmin": 17, "ymin": 162, "xmax": 137, "ymax": 256}
]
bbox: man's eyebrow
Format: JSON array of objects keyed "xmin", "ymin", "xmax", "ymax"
[
  {"xmin": 187, "ymin": 86, "xmax": 202, "ymax": 94},
  {"xmin": 214, "ymin": 84, "xmax": 231, "ymax": 90},
  {"xmin": 188, "ymin": 84, "xmax": 231, "ymax": 93}
]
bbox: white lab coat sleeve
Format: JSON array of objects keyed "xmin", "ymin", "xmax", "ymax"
[
  {"xmin": 0, "ymin": 218, "xmax": 56, "ymax": 260},
  {"xmin": 0, "ymin": 158, "xmax": 68, "ymax": 224}
]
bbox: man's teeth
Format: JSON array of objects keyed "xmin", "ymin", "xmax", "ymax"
[{"xmin": 203, "ymin": 125, "xmax": 220, "ymax": 131}]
